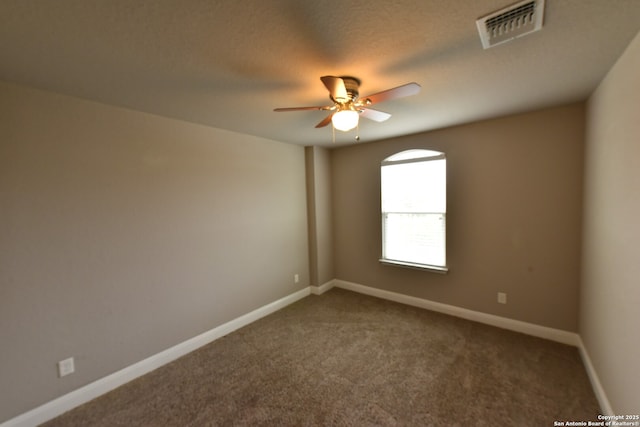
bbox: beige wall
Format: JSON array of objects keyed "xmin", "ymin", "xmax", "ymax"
[
  {"xmin": 4, "ymin": 30, "xmax": 638, "ymax": 419},
  {"xmin": 305, "ymin": 146, "xmax": 334, "ymax": 287},
  {"xmin": 331, "ymin": 103, "xmax": 585, "ymax": 331},
  {"xmin": 0, "ymin": 82, "xmax": 309, "ymax": 422},
  {"xmin": 581, "ymin": 31, "xmax": 640, "ymax": 414}
]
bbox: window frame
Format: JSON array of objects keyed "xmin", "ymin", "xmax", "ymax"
[{"xmin": 379, "ymin": 149, "xmax": 448, "ymax": 274}]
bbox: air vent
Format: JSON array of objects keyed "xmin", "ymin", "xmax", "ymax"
[{"xmin": 476, "ymin": 0, "xmax": 545, "ymax": 49}]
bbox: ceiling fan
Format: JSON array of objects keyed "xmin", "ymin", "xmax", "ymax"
[{"xmin": 274, "ymin": 76, "xmax": 421, "ymax": 132}]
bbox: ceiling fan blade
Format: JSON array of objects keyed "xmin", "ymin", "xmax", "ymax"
[
  {"xmin": 360, "ymin": 108, "xmax": 391, "ymax": 122},
  {"xmin": 274, "ymin": 106, "xmax": 332, "ymax": 112},
  {"xmin": 315, "ymin": 113, "xmax": 334, "ymax": 128},
  {"xmin": 320, "ymin": 76, "xmax": 348, "ymax": 102},
  {"xmin": 361, "ymin": 82, "xmax": 421, "ymax": 105}
]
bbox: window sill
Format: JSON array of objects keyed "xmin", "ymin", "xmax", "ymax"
[{"xmin": 379, "ymin": 259, "xmax": 449, "ymax": 274}]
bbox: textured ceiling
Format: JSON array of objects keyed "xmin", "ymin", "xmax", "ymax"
[{"xmin": 1, "ymin": 0, "xmax": 639, "ymax": 147}]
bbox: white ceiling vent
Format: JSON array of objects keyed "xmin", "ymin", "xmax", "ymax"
[{"xmin": 476, "ymin": 0, "xmax": 545, "ymax": 49}]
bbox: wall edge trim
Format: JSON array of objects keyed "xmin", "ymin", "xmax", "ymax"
[
  {"xmin": 5, "ymin": 282, "xmax": 609, "ymax": 426},
  {"xmin": 310, "ymin": 279, "xmax": 336, "ymax": 295},
  {"xmin": 1, "ymin": 287, "xmax": 311, "ymax": 427},
  {"xmin": 576, "ymin": 336, "xmax": 613, "ymax": 415},
  {"xmin": 333, "ymin": 279, "xmax": 580, "ymax": 346}
]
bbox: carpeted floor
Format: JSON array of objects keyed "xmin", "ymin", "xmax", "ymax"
[{"xmin": 41, "ymin": 288, "xmax": 600, "ymax": 426}]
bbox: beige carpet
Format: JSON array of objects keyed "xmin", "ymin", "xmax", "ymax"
[{"xmin": 42, "ymin": 288, "xmax": 600, "ymax": 426}]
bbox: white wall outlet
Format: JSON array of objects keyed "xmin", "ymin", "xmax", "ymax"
[
  {"xmin": 497, "ymin": 292, "xmax": 507, "ymax": 304},
  {"xmin": 294, "ymin": 274, "xmax": 299, "ymax": 284},
  {"xmin": 58, "ymin": 357, "xmax": 75, "ymax": 377}
]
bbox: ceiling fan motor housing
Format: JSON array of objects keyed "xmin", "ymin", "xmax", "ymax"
[
  {"xmin": 274, "ymin": 75, "xmax": 420, "ymax": 130},
  {"xmin": 333, "ymin": 76, "xmax": 360, "ymax": 104}
]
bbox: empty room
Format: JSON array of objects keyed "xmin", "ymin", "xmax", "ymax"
[{"xmin": 1, "ymin": 1, "xmax": 639, "ymax": 426}]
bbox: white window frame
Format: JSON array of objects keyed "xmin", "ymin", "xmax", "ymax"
[{"xmin": 380, "ymin": 149, "xmax": 448, "ymax": 273}]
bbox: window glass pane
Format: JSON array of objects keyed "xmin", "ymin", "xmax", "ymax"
[
  {"xmin": 383, "ymin": 213, "xmax": 446, "ymax": 266},
  {"xmin": 381, "ymin": 159, "xmax": 446, "ymax": 213},
  {"xmin": 381, "ymin": 149, "xmax": 447, "ymax": 270},
  {"xmin": 385, "ymin": 149, "xmax": 442, "ymax": 162}
]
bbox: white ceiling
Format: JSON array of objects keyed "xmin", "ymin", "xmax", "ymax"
[{"xmin": 1, "ymin": 0, "xmax": 639, "ymax": 147}]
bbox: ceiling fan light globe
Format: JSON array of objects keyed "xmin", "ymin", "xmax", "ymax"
[{"xmin": 332, "ymin": 110, "xmax": 359, "ymax": 132}]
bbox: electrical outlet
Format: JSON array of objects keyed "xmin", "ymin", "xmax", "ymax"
[
  {"xmin": 497, "ymin": 292, "xmax": 507, "ymax": 304},
  {"xmin": 58, "ymin": 357, "xmax": 75, "ymax": 377},
  {"xmin": 294, "ymin": 274, "xmax": 299, "ymax": 284}
]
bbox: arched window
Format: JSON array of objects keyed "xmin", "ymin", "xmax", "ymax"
[{"xmin": 380, "ymin": 149, "xmax": 447, "ymax": 272}]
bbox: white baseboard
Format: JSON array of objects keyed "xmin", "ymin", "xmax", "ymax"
[
  {"xmin": 333, "ymin": 279, "xmax": 580, "ymax": 346},
  {"xmin": 310, "ymin": 279, "xmax": 336, "ymax": 295},
  {"xmin": 4, "ymin": 281, "xmax": 612, "ymax": 426},
  {"xmin": 332, "ymin": 280, "xmax": 616, "ymax": 413},
  {"xmin": 1, "ymin": 287, "xmax": 311, "ymax": 427},
  {"xmin": 576, "ymin": 337, "xmax": 613, "ymax": 415}
]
